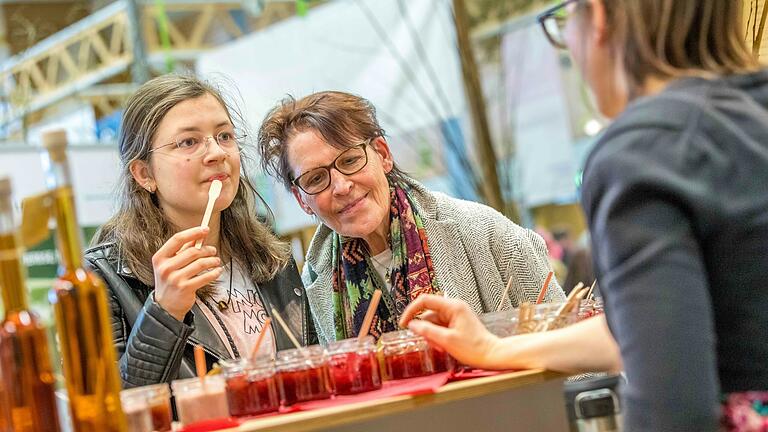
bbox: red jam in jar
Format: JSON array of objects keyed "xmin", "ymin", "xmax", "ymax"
[
  {"xmin": 381, "ymin": 330, "xmax": 435, "ymax": 380},
  {"xmin": 327, "ymin": 336, "xmax": 382, "ymax": 395},
  {"xmin": 578, "ymin": 298, "xmax": 604, "ymax": 321},
  {"xmin": 429, "ymin": 347, "xmax": 456, "ymax": 373},
  {"xmin": 276, "ymin": 345, "xmax": 333, "ymax": 406},
  {"xmin": 222, "ymin": 357, "xmax": 279, "ymax": 417}
]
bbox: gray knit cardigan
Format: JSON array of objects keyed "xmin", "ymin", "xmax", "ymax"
[{"xmin": 301, "ymin": 178, "xmax": 565, "ymax": 345}]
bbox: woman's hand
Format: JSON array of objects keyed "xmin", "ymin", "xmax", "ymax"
[
  {"xmin": 401, "ymin": 295, "xmax": 623, "ymax": 374},
  {"xmin": 152, "ymin": 226, "xmax": 222, "ymax": 321},
  {"xmin": 399, "ymin": 294, "xmax": 502, "ymax": 370}
]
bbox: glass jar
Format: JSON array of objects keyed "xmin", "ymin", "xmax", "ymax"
[
  {"xmin": 327, "ymin": 336, "xmax": 382, "ymax": 395},
  {"xmin": 516, "ymin": 302, "xmax": 578, "ymax": 334},
  {"xmin": 221, "ymin": 357, "xmax": 279, "ymax": 417},
  {"xmin": 171, "ymin": 375, "xmax": 229, "ymax": 426},
  {"xmin": 480, "ymin": 309, "xmax": 520, "ymax": 337},
  {"xmin": 429, "ymin": 346, "xmax": 456, "ymax": 373},
  {"xmin": 578, "ymin": 297, "xmax": 604, "ymax": 320},
  {"xmin": 138, "ymin": 383, "xmax": 171, "ymax": 432},
  {"xmin": 275, "ymin": 345, "xmax": 333, "ymax": 406},
  {"xmin": 120, "ymin": 387, "xmax": 152, "ymax": 432},
  {"xmin": 380, "ymin": 330, "xmax": 435, "ymax": 380}
]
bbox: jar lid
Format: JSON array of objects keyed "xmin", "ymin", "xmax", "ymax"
[
  {"xmin": 327, "ymin": 335, "xmax": 376, "ymax": 355},
  {"xmin": 276, "ymin": 345, "xmax": 325, "ymax": 363},
  {"xmin": 380, "ymin": 329, "xmax": 424, "ymax": 344}
]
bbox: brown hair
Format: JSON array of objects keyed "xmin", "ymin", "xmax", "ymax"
[
  {"xmin": 257, "ymin": 91, "xmax": 406, "ymax": 190},
  {"xmin": 93, "ymin": 74, "xmax": 289, "ymax": 287},
  {"xmin": 594, "ymin": 0, "xmax": 759, "ymax": 94}
]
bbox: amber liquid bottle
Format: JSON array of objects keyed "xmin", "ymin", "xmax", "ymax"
[
  {"xmin": 0, "ymin": 176, "xmax": 62, "ymax": 432},
  {"xmin": 41, "ymin": 130, "xmax": 127, "ymax": 432}
]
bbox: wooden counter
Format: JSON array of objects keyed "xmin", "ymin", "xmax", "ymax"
[{"xmin": 228, "ymin": 369, "xmax": 569, "ymax": 432}]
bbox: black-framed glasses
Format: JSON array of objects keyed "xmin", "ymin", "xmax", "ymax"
[
  {"xmin": 537, "ymin": 0, "xmax": 584, "ymax": 50},
  {"xmin": 149, "ymin": 130, "xmax": 244, "ymax": 158},
  {"xmin": 291, "ymin": 140, "xmax": 371, "ymax": 195}
]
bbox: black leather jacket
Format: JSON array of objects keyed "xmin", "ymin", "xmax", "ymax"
[{"xmin": 84, "ymin": 242, "xmax": 318, "ymax": 388}]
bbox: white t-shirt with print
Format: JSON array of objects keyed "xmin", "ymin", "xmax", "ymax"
[{"xmin": 200, "ymin": 261, "xmax": 275, "ymax": 359}]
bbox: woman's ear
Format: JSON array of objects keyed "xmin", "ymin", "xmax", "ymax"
[
  {"xmin": 291, "ymin": 186, "xmax": 314, "ymax": 215},
  {"xmin": 591, "ymin": 0, "xmax": 609, "ymax": 45},
  {"xmin": 130, "ymin": 160, "xmax": 155, "ymax": 193},
  {"xmin": 370, "ymin": 137, "xmax": 394, "ymax": 174}
]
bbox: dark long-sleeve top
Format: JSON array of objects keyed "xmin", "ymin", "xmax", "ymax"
[{"xmin": 581, "ymin": 70, "xmax": 768, "ymax": 431}]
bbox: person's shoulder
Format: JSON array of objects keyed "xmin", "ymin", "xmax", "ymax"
[
  {"xmin": 583, "ymin": 83, "xmax": 716, "ymax": 189},
  {"xmin": 84, "ymin": 241, "xmax": 119, "ymax": 266},
  {"xmin": 83, "ymin": 240, "xmax": 136, "ymax": 285},
  {"xmin": 302, "ymin": 224, "xmax": 335, "ymax": 273},
  {"xmin": 430, "ymin": 189, "xmax": 506, "ymax": 223}
]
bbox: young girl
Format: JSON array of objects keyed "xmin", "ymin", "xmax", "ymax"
[{"xmin": 86, "ymin": 74, "xmax": 316, "ymax": 387}]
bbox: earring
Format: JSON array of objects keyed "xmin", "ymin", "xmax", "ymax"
[{"xmin": 145, "ymin": 182, "xmax": 154, "ymax": 193}]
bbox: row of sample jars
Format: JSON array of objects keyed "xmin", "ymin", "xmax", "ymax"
[{"xmin": 121, "ymin": 331, "xmax": 455, "ymax": 429}]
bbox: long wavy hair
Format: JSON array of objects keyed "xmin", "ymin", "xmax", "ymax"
[{"xmin": 93, "ymin": 74, "xmax": 289, "ymax": 289}]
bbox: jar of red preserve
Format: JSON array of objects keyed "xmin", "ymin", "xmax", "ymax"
[
  {"xmin": 381, "ymin": 330, "xmax": 435, "ymax": 380},
  {"xmin": 275, "ymin": 345, "xmax": 334, "ymax": 406},
  {"xmin": 221, "ymin": 357, "xmax": 279, "ymax": 417},
  {"xmin": 327, "ymin": 336, "xmax": 382, "ymax": 395}
]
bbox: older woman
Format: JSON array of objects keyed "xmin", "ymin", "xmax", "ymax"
[
  {"xmin": 400, "ymin": 1, "xmax": 768, "ymax": 430},
  {"xmin": 257, "ymin": 91, "xmax": 564, "ymax": 344}
]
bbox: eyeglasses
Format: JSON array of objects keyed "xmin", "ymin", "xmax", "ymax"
[
  {"xmin": 537, "ymin": 0, "xmax": 584, "ymax": 50},
  {"xmin": 292, "ymin": 140, "xmax": 371, "ymax": 195},
  {"xmin": 149, "ymin": 130, "xmax": 244, "ymax": 158}
]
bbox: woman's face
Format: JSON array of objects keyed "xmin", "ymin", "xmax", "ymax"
[
  {"xmin": 287, "ymin": 130, "xmax": 394, "ymax": 241},
  {"xmin": 563, "ymin": 0, "xmax": 628, "ymax": 118},
  {"xmin": 133, "ymin": 93, "xmax": 241, "ymax": 228}
]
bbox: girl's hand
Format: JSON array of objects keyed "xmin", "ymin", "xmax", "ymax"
[{"xmin": 152, "ymin": 226, "xmax": 222, "ymax": 321}]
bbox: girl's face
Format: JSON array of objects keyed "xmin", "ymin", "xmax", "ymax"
[{"xmin": 132, "ymin": 94, "xmax": 242, "ymax": 228}]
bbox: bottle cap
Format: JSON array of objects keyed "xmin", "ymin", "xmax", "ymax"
[
  {"xmin": 42, "ymin": 130, "xmax": 68, "ymax": 162},
  {"xmin": 0, "ymin": 175, "xmax": 10, "ymax": 197}
]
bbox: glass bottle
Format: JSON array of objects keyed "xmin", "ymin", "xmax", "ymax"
[
  {"xmin": 41, "ymin": 130, "xmax": 127, "ymax": 431},
  {"xmin": 0, "ymin": 176, "xmax": 61, "ymax": 432}
]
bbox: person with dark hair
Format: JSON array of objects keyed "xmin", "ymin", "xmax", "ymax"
[
  {"xmin": 399, "ymin": 1, "xmax": 768, "ymax": 430},
  {"xmin": 86, "ymin": 74, "xmax": 316, "ymax": 388},
  {"xmin": 256, "ymin": 91, "xmax": 564, "ymax": 344}
]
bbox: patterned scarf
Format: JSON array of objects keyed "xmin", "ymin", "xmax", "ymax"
[{"xmin": 331, "ymin": 182, "xmax": 439, "ymax": 340}]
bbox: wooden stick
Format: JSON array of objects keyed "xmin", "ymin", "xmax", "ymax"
[
  {"xmin": 496, "ymin": 274, "xmax": 515, "ymax": 312},
  {"xmin": 567, "ymin": 282, "xmax": 584, "ymax": 303},
  {"xmin": 194, "ymin": 345, "xmax": 207, "ymax": 391},
  {"xmin": 358, "ymin": 290, "xmax": 382, "ymax": 340},
  {"xmin": 535, "ymin": 271, "xmax": 554, "ymax": 304},
  {"xmin": 195, "ymin": 179, "xmax": 222, "ymax": 249},
  {"xmin": 546, "ymin": 282, "xmax": 584, "ymax": 331},
  {"xmin": 271, "ymin": 307, "xmax": 302, "ymax": 350},
  {"xmin": 585, "ymin": 279, "xmax": 597, "ymax": 300},
  {"xmin": 249, "ymin": 318, "xmax": 272, "ymax": 360}
]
